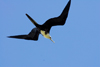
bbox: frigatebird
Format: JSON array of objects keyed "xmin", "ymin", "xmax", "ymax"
[{"xmin": 8, "ymin": 0, "xmax": 71, "ymax": 43}]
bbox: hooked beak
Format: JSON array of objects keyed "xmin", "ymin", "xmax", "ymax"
[{"xmin": 50, "ymin": 38, "xmax": 55, "ymax": 43}]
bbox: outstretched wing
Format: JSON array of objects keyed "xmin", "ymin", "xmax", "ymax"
[
  {"xmin": 28, "ymin": 28, "xmax": 40, "ymax": 40},
  {"xmin": 8, "ymin": 28, "xmax": 40, "ymax": 41},
  {"xmin": 42, "ymin": 0, "xmax": 71, "ymax": 32},
  {"xmin": 8, "ymin": 35, "xmax": 28, "ymax": 39}
]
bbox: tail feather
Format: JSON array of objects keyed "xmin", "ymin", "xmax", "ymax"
[{"xmin": 26, "ymin": 14, "xmax": 40, "ymax": 28}]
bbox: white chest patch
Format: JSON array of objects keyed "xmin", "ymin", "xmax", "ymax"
[
  {"xmin": 40, "ymin": 30, "xmax": 51, "ymax": 39},
  {"xmin": 40, "ymin": 30, "xmax": 55, "ymax": 43}
]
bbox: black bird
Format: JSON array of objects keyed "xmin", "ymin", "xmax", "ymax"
[{"xmin": 8, "ymin": 0, "xmax": 71, "ymax": 43}]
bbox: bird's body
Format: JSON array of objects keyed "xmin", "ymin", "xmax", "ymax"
[{"xmin": 8, "ymin": 0, "xmax": 71, "ymax": 43}]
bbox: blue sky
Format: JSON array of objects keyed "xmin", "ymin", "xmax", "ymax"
[{"xmin": 0, "ymin": 0, "xmax": 100, "ymax": 67}]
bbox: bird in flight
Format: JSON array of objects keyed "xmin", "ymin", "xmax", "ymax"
[{"xmin": 8, "ymin": 0, "xmax": 71, "ymax": 43}]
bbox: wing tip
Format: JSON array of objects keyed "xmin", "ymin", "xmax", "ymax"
[
  {"xmin": 7, "ymin": 36, "xmax": 11, "ymax": 38},
  {"xmin": 25, "ymin": 13, "xmax": 29, "ymax": 17},
  {"xmin": 25, "ymin": 13, "xmax": 28, "ymax": 16},
  {"xmin": 7, "ymin": 36, "xmax": 15, "ymax": 38}
]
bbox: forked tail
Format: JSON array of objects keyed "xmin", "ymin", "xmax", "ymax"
[{"xmin": 26, "ymin": 14, "xmax": 40, "ymax": 28}]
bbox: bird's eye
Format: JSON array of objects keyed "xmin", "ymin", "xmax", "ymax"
[{"xmin": 50, "ymin": 37, "xmax": 51, "ymax": 39}]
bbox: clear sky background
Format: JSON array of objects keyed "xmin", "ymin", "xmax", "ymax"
[{"xmin": 0, "ymin": 0, "xmax": 100, "ymax": 67}]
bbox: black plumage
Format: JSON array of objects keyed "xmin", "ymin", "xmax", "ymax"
[
  {"xmin": 8, "ymin": 0, "xmax": 71, "ymax": 42},
  {"xmin": 8, "ymin": 28, "xmax": 40, "ymax": 40}
]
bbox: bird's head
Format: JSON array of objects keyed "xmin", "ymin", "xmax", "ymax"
[{"xmin": 40, "ymin": 30, "xmax": 55, "ymax": 43}]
